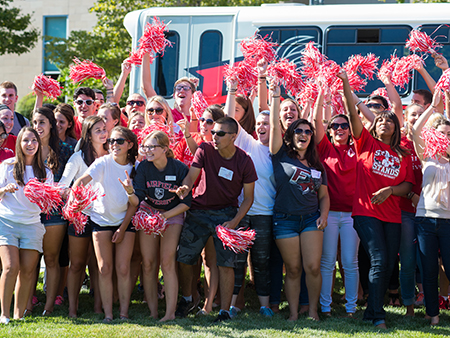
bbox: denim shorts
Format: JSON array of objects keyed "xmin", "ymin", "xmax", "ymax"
[
  {"xmin": 273, "ymin": 211, "xmax": 321, "ymax": 240},
  {"xmin": 88, "ymin": 217, "xmax": 136, "ymax": 233},
  {"xmin": 41, "ymin": 213, "xmax": 68, "ymax": 227},
  {"xmin": 0, "ymin": 217, "xmax": 45, "ymax": 252}
]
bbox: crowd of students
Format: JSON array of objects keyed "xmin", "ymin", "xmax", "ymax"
[{"xmin": 0, "ymin": 46, "xmax": 450, "ymax": 330}]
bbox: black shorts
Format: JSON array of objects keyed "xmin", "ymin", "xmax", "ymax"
[{"xmin": 88, "ymin": 217, "xmax": 136, "ymax": 233}]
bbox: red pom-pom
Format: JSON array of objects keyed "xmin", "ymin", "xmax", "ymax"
[
  {"xmin": 344, "ymin": 53, "xmax": 379, "ymax": 80},
  {"xmin": 124, "ymin": 49, "xmax": 150, "ymax": 66},
  {"xmin": 300, "ymin": 41, "xmax": 325, "ymax": 78},
  {"xmin": 370, "ymin": 87, "xmax": 391, "ymax": 110},
  {"xmin": 32, "ymin": 74, "xmax": 62, "ymax": 99},
  {"xmin": 132, "ymin": 204, "xmax": 168, "ymax": 236},
  {"xmin": 435, "ymin": 68, "xmax": 450, "ymax": 93},
  {"xmin": 296, "ymin": 81, "xmax": 319, "ymax": 109},
  {"xmin": 346, "ymin": 71, "xmax": 367, "ymax": 93},
  {"xmin": 23, "ymin": 178, "xmax": 63, "ymax": 215},
  {"xmin": 138, "ymin": 17, "xmax": 173, "ymax": 56},
  {"xmin": 137, "ymin": 122, "xmax": 174, "ymax": 146},
  {"xmin": 377, "ymin": 55, "xmax": 399, "ymax": 81},
  {"xmin": 240, "ymin": 33, "xmax": 278, "ymax": 67},
  {"xmin": 421, "ymin": 126, "xmax": 450, "ymax": 159},
  {"xmin": 191, "ymin": 91, "xmax": 209, "ymax": 119},
  {"xmin": 317, "ymin": 60, "xmax": 340, "ymax": 88},
  {"xmin": 62, "ymin": 183, "xmax": 103, "ymax": 235},
  {"xmin": 267, "ymin": 58, "xmax": 303, "ymax": 97},
  {"xmin": 223, "ymin": 60, "xmax": 257, "ymax": 96},
  {"xmin": 69, "ymin": 57, "xmax": 106, "ymax": 84},
  {"xmin": 215, "ymin": 225, "xmax": 256, "ymax": 253},
  {"xmin": 390, "ymin": 55, "xmax": 424, "ymax": 89},
  {"xmin": 406, "ymin": 29, "xmax": 443, "ymax": 54}
]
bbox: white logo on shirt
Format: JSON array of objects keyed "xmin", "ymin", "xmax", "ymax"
[{"xmin": 372, "ymin": 150, "xmax": 400, "ymax": 179}]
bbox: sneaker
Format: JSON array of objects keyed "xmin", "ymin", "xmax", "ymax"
[
  {"xmin": 54, "ymin": 295, "xmax": 64, "ymax": 306},
  {"xmin": 415, "ymin": 292, "xmax": 424, "ymax": 306},
  {"xmin": 175, "ymin": 298, "xmax": 195, "ymax": 318},
  {"xmin": 214, "ymin": 309, "xmax": 231, "ymax": 322},
  {"xmin": 259, "ymin": 306, "xmax": 274, "ymax": 317},
  {"xmin": 229, "ymin": 306, "xmax": 240, "ymax": 319},
  {"xmin": 0, "ymin": 316, "xmax": 10, "ymax": 325}
]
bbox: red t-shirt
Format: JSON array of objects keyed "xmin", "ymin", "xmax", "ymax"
[
  {"xmin": 0, "ymin": 135, "xmax": 16, "ymax": 163},
  {"xmin": 173, "ymin": 133, "xmax": 204, "ymax": 167},
  {"xmin": 120, "ymin": 113, "xmax": 128, "ymax": 127},
  {"xmin": 317, "ymin": 136, "xmax": 356, "ymax": 212},
  {"xmin": 352, "ymin": 128, "xmax": 415, "ymax": 223},
  {"xmin": 399, "ymin": 136, "xmax": 422, "ymax": 213},
  {"xmin": 171, "ymin": 108, "xmax": 190, "ymax": 124},
  {"xmin": 74, "ymin": 116, "xmax": 82, "ymax": 140},
  {"xmin": 191, "ymin": 142, "xmax": 258, "ymax": 210}
]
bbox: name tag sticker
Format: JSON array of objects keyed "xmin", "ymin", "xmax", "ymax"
[
  {"xmin": 311, "ymin": 169, "xmax": 321, "ymax": 179},
  {"xmin": 218, "ymin": 167, "xmax": 234, "ymax": 181},
  {"xmin": 165, "ymin": 175, "xmax": 176, "ymax": 181}
]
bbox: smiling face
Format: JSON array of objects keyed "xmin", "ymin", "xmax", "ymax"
[
  {"xmin": 55, "ymin": 112, "xmax": 71, "ymax": 140},
  {"xmin": 21, "ymin": 130, "xmax": 39, "ymax": 161},
  {"xmin": 146, "ymin": 101, "xmax": 167, "ymax": 125},
  {"xmin": 98, "ymin": 108, "xmax": 118, "ymax": 134},
  {"xmin": 0, "ymin": 108, "xmax": 14, "ymax": 134},
  {"xmin": 125, "ymin": 93, "xmax": 146, "ymax": 115},
  {"xmin": 108, "ymin": 130, "xmax": 132, "ymax": 160},
  {"xmin": 437, "ymin": 124, "xmax": 450, "ymax": 141},
  {"xmin": 280, "ymin": 101, "xmax": 299, "ymax": 130},
  {"xmin": 129, "ymin": 114, "xmax": 145, "ymax": 131},
  {"xmin": 142, "ymin": 137, "xmax": 166, "ymax": 163},
  {"xmin": 256, "ymin": 114, "xmax": 270, "ymax": 146},
  {"xmin": 293, "ymin": 123, "xmax": 312, "ymax": 152},
  {"xmin": 406, "ymin": 106, "xmax": 424, "ymax": 130},
  {"xmin": 0, "ymin": 88, "xmax": 18, "ymax": 111},
  {"xmin": 329, "ymin": 117, "xmax": 350, "ymax": 145},
  {"xmin": 90, "ymin": 120, "xmax": 108, "ymax": 146},
  {"xmin": 174, "ymin": 81, "xmax": 193, "ymax": 109},
  {"xmin": 32, "ymin": 113, "xmax": 52, "ymax": 141},
  {"xmin": 199, "ymin": 111, "xmax": 215, "ymax": 137},
  {"xmin": 74, "ymin": 94, "xmax": 96, "ymax": 120}
]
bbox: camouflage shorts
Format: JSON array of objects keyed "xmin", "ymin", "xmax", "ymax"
[{"xmin": 177, "ymin": 207, "xmax": 240, "ymax": 268}]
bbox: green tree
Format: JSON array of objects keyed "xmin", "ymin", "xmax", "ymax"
[{"xmin": 0, "ymin": 0, "xmax": 39, "ymax": 55}]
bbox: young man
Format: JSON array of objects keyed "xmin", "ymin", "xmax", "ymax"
[
  {"xmin": 124, "ymin": 93, "xmax": 146, "ymax": 117},
  {"xmin": 73, "ymin": 87, "xmax": 96, "ymax": 139},
  {"xmin": 0, "ymin": 81, "xmax": 30, "ymax": 136},
  {"xmin": 173, "ymin": 117, "xmax": 257, "ymax": 322}
]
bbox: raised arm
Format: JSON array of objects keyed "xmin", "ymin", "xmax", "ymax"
[
  {"xmin": 337, "ymin": 70, "xmax": 363, "ymax": 139},
  {"xmin": 103, "ymin": 77, "xmax": 115, "ymax": 103},
  {"xmin": 113, "ymin": 61, "xmax": 132, "ymax": 103},
  {"xmin": 312, "ymin": 87, "xmax": 326, "ymax": 144},
  {"xmin": 33, "ymin": 88, "xmax": 44, "ymax": 111},
  {"xmin": 269, "ymin": 83, "xmax": 282, "ymax": 154},
  {"xmin": 257, "ymin": 58, "xmax": 269, "ymax": 112},
  {"xmin": 380, "ymin": 74, "xmax": 403, "ymax": 125},
  {"xmin": 414, "ymin": 58, "xmax": 444, "ymax": 114},
  {"xmin": 351, "ymin": 91, "xmax": 375, "ymax": 125},
  {"xmin": 141, "ymin": 52, "xmax": 157, "ymax": 99}
]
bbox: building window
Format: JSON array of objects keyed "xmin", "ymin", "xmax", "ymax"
[
  {"xmin": 155, "ymin": 31, "xmax": 180, "ymax": 98},
  {"xmin": 43, "ymin": 16, "xmax": 67, "ymax": 76}
]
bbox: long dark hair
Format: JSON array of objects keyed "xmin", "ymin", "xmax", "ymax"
[
  {"xmin": 284, "ymin": 119, "xmax": 325, "ymax": 176},
  {"xmin": 111, "ymin": 126, "xmax": 138, "ymax": 178},
  {"xmin": 54, "ymin": 103, "xmax": 76, "ymax": 140},
  {"xmin": 33, "ymin": 107, "xmax": 60, "ymax": 174},
  {"xmin": 13, "ymin": 127, "xmax": 47, "ymax": 186},
  {"xmin": 79, "ymin": 116, "xmax": 108, "ymax": 167},
  {"xmin": 326, "ymin": 114, "xmax": 352, "ymax": 145},
  {"xmin": 369, "ymin": 111, "xmax": 409, "ymax": 158},
  {"xmin": 235, "ymin": 95, "xmax": 256, "ymax": 135}
]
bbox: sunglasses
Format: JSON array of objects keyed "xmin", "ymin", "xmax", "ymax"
[
  {"xmin": 140, "ymin": 144, "xmax": 163, "ymax": 152},
  {"xmin": 107, "ymin": 138, "xmax": 128, "ymax": 145},
  {"xmin": 294, "ymin": 128, "xmax": 313, "ymax": 136},
  {"xmin": 0, "ymin": 132, "xmax": 8, "ymax": 140},
  {"xmin": 175, "ymin": 85, "xmax": 192, "ymax": 92},
  {"xmin": 127, "ymin": 100, "xmax": 145, "ymax": 107},
  {"xmin": 147, "ymin": 107, "xmax": 165, "ymax": 115},
  {"xmin": 199, "ymin": 117, "xmax": 214, "ymax": 125},
  {"xmin": 211, "ymin": 130, "xmax": 233, "ymax": 137},
  {"xmin": 366, "ymin": 103, "xmax": 385, "ymax": 110},
  {"xmin": 74, "ymin": 99, "xmax": 94, "ymax": 106},
  {"xmin": 330, "ymin": 122, "xmax": 350, "ymax": 131}
]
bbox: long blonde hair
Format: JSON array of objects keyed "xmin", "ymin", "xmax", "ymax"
[{"xmin": 145, "ymin": 95, "xmax": 174, "ymax": 136}]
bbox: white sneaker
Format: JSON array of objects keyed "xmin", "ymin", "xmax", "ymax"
[{"xmin": 0, "ymin": 316, "xmax": 10, "ymax": 324}]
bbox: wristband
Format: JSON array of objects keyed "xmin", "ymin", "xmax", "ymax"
[
  {"xmin": 185, "ymin": 134, "xmax": 191, "ymax": 139},
  {"xmin": 356, "ymin": 100, "xmax": 363, "ymax": 106},
  {"xmin": 406, "ymin": 191, "xmax": 415, "ymax": 199},
  {"xmin": 127, "ymin": 189, "xmax": 135, "ymax": 196},
  {"xmin": 272, "ymin": 96, "xmax": 280, "ymax": 98}
]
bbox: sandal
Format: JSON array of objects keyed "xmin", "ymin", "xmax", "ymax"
[
  {"xmin": 102, "ymin": 317, "xmax": 113, "ymax": 324},
  {"xmin": 388, "ymin": 293, "xmax": 401, "ymax": 307},
  {"xmin": 119, "ymin": 315, "xmax": 129, "ymax": 321}
]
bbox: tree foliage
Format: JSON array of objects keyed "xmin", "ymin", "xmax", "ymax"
[{"xmin": 0, "ymin": 0, "xmax": 39, "ymax": 55}]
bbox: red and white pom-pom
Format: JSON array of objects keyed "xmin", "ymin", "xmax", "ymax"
[
  {"xmin": 191, "ymin": 91, "xmax": 209, "ymax": 119},
  {"xmin": 132, "ymin": 205, "xmax": 168, "ymax": 236},
  {"xmin": 223, "ymin": 61, "xmax": 258, "ymax": 95},
  {"xmin": 344, "ymin": 53, "xmax": 379, "ymax": 80},
  {"xmin": 32, "ymin": 74, "xmax": 62, "ymax": 99},
  {"xmin": 346, "ymin": 71, "xmax": 367, "ymax": 93},
  {"xmin": 124, "ymin": 49, "xmax": 151, "ymax": 66},
  {"xmin": 422, "ymin": 126, "xmax": 450, "ymax": 159},
  {"xmin": 23, "ymin": 178, "xmax": 63, "ymax": 215},
  {"xmin": 331, "ymin": 93, "xmax": 346, "ymax": 116},
  {"xmin": 406, "ymin": 29, "xmax": 443, "ymax": 54},
  {"xmin": 267, "ymin": 58, "xmax": 303, "ymax": 96},
  {"xmin": 377, "ymin": 55, "xmax": 399, "ymax": 82},
  {"xmin": 240, "ymin": 33, "xmax": 278, "ymax": 67},
  {"xmin": 300, "ymin": 41, "xmax": 325, "ymax": 78},
  {"xmin": 317, "ymin": 60, "xmax": 340, "ymax": 88},
  {"xmin": 435, "ymin": 68, "xmax": 450, "ymax": 93},
  {"xmin": 138, "ymin": 17, "xmax": 173, "ymax": 56},
  {"xmin": 390, "ymin": 55, "xmax": 424, "ymax": 89},
  {"xmin": 137, "ymin": 122, "xmax": 174, "ymax": 146},
  {"xmin": 69, "ymin": 57, "xmax": 106, "ymax": 84},
  {"xmin": 370, "ymin": 87, "xmax": 392, "ymax": 110},
  {"xmin": 296, "ymin": 81, "xmax": 319, "ymax": 109},
  {"xmin": 215, "ymin": 225, "xmax": 256, "ymax": 254},
  {"xmin": 62, "ymin": 184, "xmax": 102, "ymax": 235}
]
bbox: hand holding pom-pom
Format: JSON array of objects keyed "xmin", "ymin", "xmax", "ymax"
[{"xmin": 216, "ymin": 225, "xmax": 256, "ymax": 253}]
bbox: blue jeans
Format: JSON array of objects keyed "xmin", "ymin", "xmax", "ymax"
[
  {"xmin": 353, "ymin": 216, "xmax": 401, "ymax": 325},
  {"xmin": 399, "ymin": 211, "xmax": 418, "ymax": 306},
  {"xmin": 415, "ymin": 217, "xmax": 450, "ymax": 317}
]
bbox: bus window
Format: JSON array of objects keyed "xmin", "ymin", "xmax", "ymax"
[
  {"xmin": 199, "ymin": 30, "xmax": 223, "ymax": 66},
  {"xmin": 325, "ymin": 25, "xmax": 411, "ymax": 97},
  {"xmin": 155, "ymin": 31, "xmax": 180, "ymax": 98},
  {"xmin": 415, "ymin": 25, "xmax": 450, "ymax": 94}
]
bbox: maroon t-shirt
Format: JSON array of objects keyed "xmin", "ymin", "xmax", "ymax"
[{"xmin": 191, "ymin": 141, "xmax": 258, "ymax": 210}]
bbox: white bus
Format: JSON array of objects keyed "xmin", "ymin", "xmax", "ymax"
[{"xmin": 124, "ymin": 3, "xmax": 450, "ymax": 106}]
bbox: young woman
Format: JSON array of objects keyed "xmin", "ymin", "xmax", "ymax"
[
  {"xmin": 98, "ymin": 103, "xmax": 120, "ymax": 135},
  {"xmin": 313, "ymin": 89, "xmax": 360, "ymax": 317},
  {"xmin": 73, "ymin": 126, "xmax": 138, "ymax": 322},
  {"xmin": 59, "ymin": 115, "xmax": 109, "ymax": 318},
  {"xmin": 269, "ymin": 82, "xmax": 330, "ymax": 321},
  {"xmin": 128, "ymin": 112, "xmax": 145, "ymax": 132},
  {"xmin": 0, "ymin": 128, "xmax": 52, "ymax": 323},
  {"xmin": 339, "ymin": 70, "xmax": 414, "ymax": 329},
  {"xmin": 125, "ymin": 131, "xmax": 191, "ymax": 321},
  {"xmin": 0, "ymin": 121, "xmax": 14, "ymax": 163},
  {"xmin": 54, "ymin": 103, "xmax": 77, "ymax": 148},
  {"xmin": 412, "ymin": 92, "xmax": 450, "ymax": 326},
  {"xmin": 0, "ymin": 105, "xmax": 16, "ymax": 158},
  {"xmin": 32, "ymin": 107, "xmax": 73, "ymax": 315}
]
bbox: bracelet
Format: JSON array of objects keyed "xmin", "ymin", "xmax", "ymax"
[
  {"xmin": 185, "ymin": 134, "xmax": 191, "ymax": 139},
  {"xmin": 432, "ymin": 105, "xmax": 437, "ymax": 108},
  {"xmin": 322, "ymin": 119, "xmax": 328, "ymax": 124},
  {"xmin": 127, "ymin": 189, "xmax": 135, "ymax": 196},
  {"xmin": 356, "ymin": 100, "xmax": 363, "ymax": 106},
  {"xmin": 272, "ymin": 96, "xmax": 280, "ymax": 98},
  {"xmin": 258, "ymin": 76, "xmax": 266, "ymax": 80},
  {"xmin": 406, "ymin": 191, "xmax": 415, "ymax": 199}
]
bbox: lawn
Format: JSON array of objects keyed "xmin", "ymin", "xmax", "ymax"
[{"xmin": 1, "ymin": 270, "xmax": 450, "ymax": 337}]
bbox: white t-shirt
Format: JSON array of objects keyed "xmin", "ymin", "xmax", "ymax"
[
  {"xmin": 0, "ymin": 158, "xmax": 53, "ymax": 224},
  {"xmin": 85, "ymin": 154, "xmax": 133, "ymax": 226},
  {"xmin": 235, "ymin": 129, "xmax": 276, "ymax": 216},
  {"xmin": 59, "ymin": 151, "xmax": 89, "ymax": 188}
]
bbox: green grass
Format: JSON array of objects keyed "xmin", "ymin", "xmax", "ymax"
[{"xmin": 1, "ymin": 270, "xmax": 450, "ymax": 337}]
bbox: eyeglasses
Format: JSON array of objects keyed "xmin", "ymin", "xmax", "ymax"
[
  {"xmin": 211, "ymin": 130, "xmax": 233, "ymax": 137},
  {"xmin": 127, "ymin": 100, "xmax": 145, "ymax": 107},
  {"xmin": 140, "ymin": 144, "xmax": 163, "ymax": 152},
  {"xmin": 0, "ymin": 132, "xmax": 8, "ymax": 140},
  {"xmin": 366, "ymin": 103, "xmax": 385, "ymax": 110},
  {"xmin": 199, "ymin": 117, "xmax": 214, "ymax": 125},
  {"xmin": 107, "ymin": 138, "xmax": 128, "ymax": 145},
  {"xmin": 294, "ymin": 128, "xmax": 313, "ymax": 136},
  {"xmin": 330, "ymin": 122, "xmax": 350, "ymax": 131},
  {"xmin": 175, "ymin": 85, "xmax": 192, "ymax": 92},
  {"xmin": 147, "ymin": 107, "xmax": 165, "ymax": 115},
  {"xmin": 74, "ymin": 99, "xmax": 94, "ymax": 106}
]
